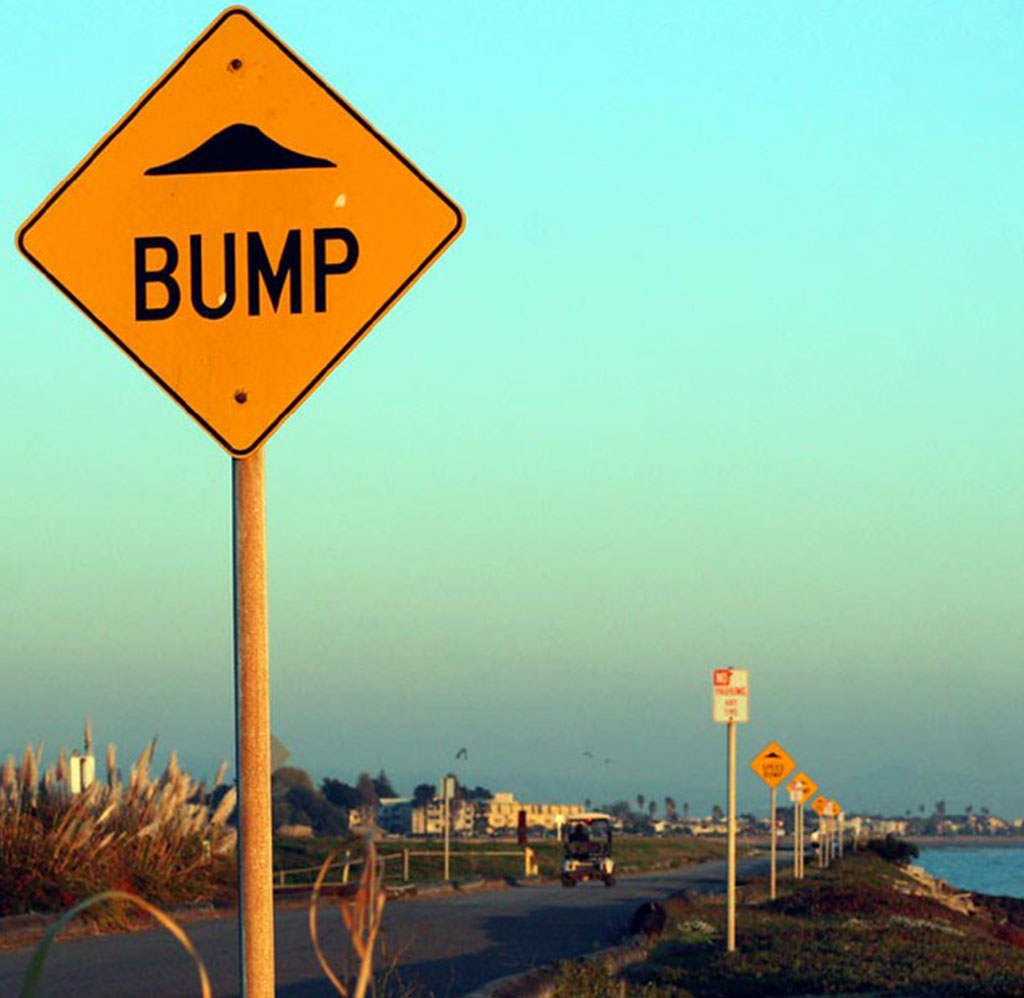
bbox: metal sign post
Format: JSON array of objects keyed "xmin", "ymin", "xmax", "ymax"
[
  {"xmin": 726, "ymin": 719, "xmax": 737, "ymax": 952},
  {"xmin": 800, "ymin": 801, "xmax": 806, "ymax": 877},
  {"xmin": 712, "ymin": 668, "xmax": 749, "ymax": 954},
  {"xmin": 749, "ymin": 741, "xmax": 795, "ymax": 901},
  {"xmin": 787, "ymin": 772, "xmax": 817, "ymax": 881},
  {"xmin": 828, "ymin": 801, "xmax": 842, "ymax": 862},
  {"xmin": 811, "ymin": 797, "xmax": 828, "ymax": 869},
  {"xmin": 233, "ymin": 450, "xmax": 274, "ymax": 997},
  {"xmin": 796, "ymin": 795, "xmax": 803, "ymax": 879},
  {"xmin": 443, "ymin": 795, "xmax": 450, "ymax": 881},
  {"xmin": 17, "ymin": 9, "xmax": 465, "ymax": 996},
  {"xmin": 442, "ymin": 773, "xmax": 456, "ymax": 882},
  {"xmin": 789, "ymin": 787, "xmax": 799, "ymax": 880}
]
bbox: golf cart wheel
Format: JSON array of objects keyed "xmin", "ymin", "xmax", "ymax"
[
  {"xmin": 602, "ymin": 875, "xmax": 616, "ymax": 887},
  {"xmin": 561, "ymin": 874, "xmax": 576, "ymax": 888}
]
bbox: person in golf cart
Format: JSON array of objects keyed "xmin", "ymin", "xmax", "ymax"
[{"xmin": 560, "ymin": 813, "xmax": 615, "ymax": 886}]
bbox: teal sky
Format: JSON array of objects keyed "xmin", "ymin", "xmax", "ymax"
[{"xmin": 3, "ymin": 2, "xmax": 1023, "ymax": 817}]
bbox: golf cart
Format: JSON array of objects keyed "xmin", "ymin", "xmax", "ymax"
[{"xmin": 560, "ymin": 813, "xmax": 615, "ymax": 887}]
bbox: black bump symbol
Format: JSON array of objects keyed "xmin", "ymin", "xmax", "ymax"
[{"xmin": 145, "ymin": 123, "xmax": 335, "ymax": 176}]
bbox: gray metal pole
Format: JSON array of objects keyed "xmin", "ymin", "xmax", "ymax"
[
  {"xmin": 233, "ymin": 450, "xmax": 275, "ymax": 998},
  {"xmin": 793, "ymin": 796, "xmax": 799, "ymax": 880},
  {"xmin": 726, "ymin": 720, "xmax": 737, "ymax": 952},
  {"xmin": 797, "ymin": 802, "xmax": 804, "ymax": 879},
  {"xmin": 770, "ymin": 786, "xmax": 777, "ymax": 900},
  {"xmin": 443, "ymin": 795, "xmax": 450, "ymax": 881}
]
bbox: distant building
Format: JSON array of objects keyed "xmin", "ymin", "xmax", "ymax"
[
  {"xmin": 377, "ymin": 797, "xmax": 413, "ymax": 835},
  {"xmin": 68, "ymin": 750, "xmax": 95, "ymax": 795},
  {"xmin": 409, "ymin": 791, "xmax": 587, "ymax": 836},
  {"xmin": 862, "ymin": 818, "xmax": 908, "ymax": 836},
  {"xmin": 485, "ymin": 792, "xmax": 585, "ymax": 833},
  {"xmin": 348, "ymin": 797, "xmax": 414, "ymax": 835},
  {"xmin": 411, "ymin": 797, "xmax": 477, "ymax": 835}
]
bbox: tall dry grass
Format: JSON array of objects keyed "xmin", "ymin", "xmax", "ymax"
[
  {"xmin": 0, "ymin": 721, "xmax": 236, "ymax": 920},
  {"xmin": 310, "ymin": 835, "xmax": 387, "ymax": 998}
]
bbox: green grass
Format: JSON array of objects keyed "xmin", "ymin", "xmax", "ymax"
[
  {"xmin": 551, "ymin": 850, "xmax": 1024, "ymax": 998},
  {"xmin": 273, "ymin": 833, "xmax": 729, "ymax": 885}
]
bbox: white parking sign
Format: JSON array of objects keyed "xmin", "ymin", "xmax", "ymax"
[{"xmin": 712, "ymin": 668, "xmax": 749, "ymax": 723}]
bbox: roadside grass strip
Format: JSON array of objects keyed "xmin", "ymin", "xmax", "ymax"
[{"xmin": 552, "ymin": 850, "xmax": 1024, "ymax": 998}]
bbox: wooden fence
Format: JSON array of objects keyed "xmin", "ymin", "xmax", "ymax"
[{"xmin": 275, "ymin": 847, "xmax": 534, "ymax": 887}]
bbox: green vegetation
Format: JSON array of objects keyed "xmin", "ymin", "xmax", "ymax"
[
  {"xmin": 865, "ymin": 832, "xmax": 920, "ymax": 865},
  {"xmin": 551, "ymin": 845, "xmax": 1024, "ymax": 997},
  {"xmin": 274, "ymin": 833, "xmax": 728, "ymax": 886}
]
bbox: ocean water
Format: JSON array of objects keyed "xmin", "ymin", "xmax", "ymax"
[{"xmin": 916, "ymin": 847, "xmax": 1024, "ymax": 899}]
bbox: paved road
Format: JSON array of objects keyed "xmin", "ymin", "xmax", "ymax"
[{"xmin": 0, "ymin": 854, "xmax": 774, "ymax": 997}]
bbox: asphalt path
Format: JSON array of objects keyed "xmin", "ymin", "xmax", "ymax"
[{"xmin": 0, "ymin": 853, "xmax": 776, "ymax": 997}]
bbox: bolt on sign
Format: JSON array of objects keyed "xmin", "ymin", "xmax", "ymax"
[
  {"xmin": 712, "ymin": 668, "xmax": 749, "ymax": 723},
  {"xmin": 749, "ymin": 741, "xmax": 796, "ymax": 788},
  {"xmin": 812, "ymin": 795, "xmax": 829, "ymax": 816},
  {"xmin": 16, "ymin": 7, "xmax": 464, "ymax": 455},
  {"xmin": 787, "ymin": 771, "xmax": 818, "ymax": 804}
]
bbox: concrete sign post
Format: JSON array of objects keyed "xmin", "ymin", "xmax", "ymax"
[
  {"xmin": 16, "ymin": 9, "xmax": 464, "ymax": 996},
  {"xmin": 713, "ymin": 668, "xmax": 748, "ymax": 953},
  {"xmin": 750, "ymin": 741, "xmax": 795, "ymax": 900}
]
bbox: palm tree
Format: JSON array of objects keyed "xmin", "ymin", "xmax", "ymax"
[
  {"xmin": 636, "ymin": 793, "xmax": 645, "ymax": 814},
  {"xmin": 584, "ymin": 797, "xmax": 592, "ymax": 810},
  {"xmin": 665, "ymin": 796, "xmax": 677, "ymax": 820},
  {"xmin": 682, "ymin": 801, "xmax": 690, "ymax": 819},
  {"xmin": 648, "ymin": 801, "xmax": 657, "ymax": 819}
]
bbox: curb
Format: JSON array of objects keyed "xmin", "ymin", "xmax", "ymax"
[{"xmin": 460, "ymin": 935, "xmax": 649, "ymax": 998}]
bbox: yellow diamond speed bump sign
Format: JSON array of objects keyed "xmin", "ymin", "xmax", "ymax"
[
  {"xmin": 16, "ymin": 7, "xmax": 464, "ymax": 455},
  {"xmin": 749, "ymin": 741, "xmax": 796, "ymax": 789},
  {"xmin": 811, "ymin": 795, "xmax": 829, "ymax": 816}
]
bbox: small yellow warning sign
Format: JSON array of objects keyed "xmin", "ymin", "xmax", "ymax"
[
  {"xmin": 787, "ymin": 771, "xmax": 818, "ymax": 805},
  {"xmin": 749, "ymin": 741, "xmax": 796, "ymax": 789}
]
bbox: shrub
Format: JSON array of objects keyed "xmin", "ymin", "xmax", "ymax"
[
  {"xmin": 0, "ymin": 732, "xmax": 236, "ymax": 920},
  {"xmin": 865, "ymin": 834, "xmax": 919, "ymax": 865}
]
